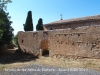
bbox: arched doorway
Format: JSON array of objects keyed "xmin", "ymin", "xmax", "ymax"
[
  {"xmin": 42, "ymin": 49, "xmax": 49, "ymax": 56},
  {"xmin": 40, "ymin": 39, "xmax": 49, "ymax": 57}
]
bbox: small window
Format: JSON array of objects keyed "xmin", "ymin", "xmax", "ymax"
[
  {"xmin": 72, "ymin": 42, "xmax": 74, "ymax": 45},
  {"xmin": 78, "ymin": 34, "xmax": 80, "ymax": 36},
  {"xmin": 22, "ymin": 40, "xmax": 23, "ymax": 43},
  {"xmin": 64, "ymin": 34, "xmax": 66, "ymax": 36}
]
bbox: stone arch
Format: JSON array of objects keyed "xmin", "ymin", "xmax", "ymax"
[{"xmin": 40, "ymin": 39, "xmax": 49, "ymax": 56}]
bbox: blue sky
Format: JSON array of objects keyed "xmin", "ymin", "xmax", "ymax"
[{"xmin": 7, "ymin": 0, "xmax": 100, "ymax": 35}]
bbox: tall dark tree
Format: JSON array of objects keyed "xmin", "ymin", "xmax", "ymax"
[
  {"xmin": 23, "ymin": 11, "xmax": 33, "ymax": 31},
  {"xmin": 36, "ymin": 18, "xmax": 43, "ymax": 30}
]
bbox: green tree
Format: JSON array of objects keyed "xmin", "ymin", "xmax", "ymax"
[
  {"xmin": 0, "ymin": 0, "xmax": 14, "ymax": 46},
  {"xmin": 36, "ymin": 18, "xmax": 43, "ymax": 30},
  {"xmin": 23, "ymin": 11, "xmax": 33, "ymax": 31},
  {"xmin": 0, "ymin": 0, "xmax": 12, "ymax": 10},
  {"xmin": 0, "ymin": 9, "xmax": 14, "ymax": 46}
]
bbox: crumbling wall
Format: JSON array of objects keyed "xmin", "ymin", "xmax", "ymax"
[
  {"xmin": 48, "ymin": 26, "xmax": 100, "ymax": 58},
  {"xmin": 18, "ymin": 31, "xmax": 44, "ymax": 56},
  {"xmin": 18, "ymin": 26, "xmax": 100, "ymax": 58}
]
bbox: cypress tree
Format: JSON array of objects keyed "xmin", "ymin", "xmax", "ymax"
[
  {"xmin": 36, "ymin": 18, "xmax": 43, "ymax": 30},
  {"xmin": 23, "ymin": 11, "xmax": 33, "ymax": 31}
]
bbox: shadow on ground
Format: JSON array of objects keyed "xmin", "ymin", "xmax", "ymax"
[{"xmin": 0, "ymin": 48, "xmax": 38, "ymax": 64}]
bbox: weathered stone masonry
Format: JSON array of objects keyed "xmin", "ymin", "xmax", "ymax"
[{"xmin": 18, "ymin": 26, "xmax": 100, "ymax": 58}]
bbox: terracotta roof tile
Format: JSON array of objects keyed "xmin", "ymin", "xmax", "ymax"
[{"xmin": 44, "ymin": 15, "xmax": 100, "ymax": 26}]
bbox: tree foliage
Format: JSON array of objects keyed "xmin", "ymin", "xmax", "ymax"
[
  {"xmin": 23, "ymin": 11, "xmax": 33, "ymax": 31},
  {"xmin": 0, "ymin": 0, "xmax": 12, "ymax": 10},
  {"xmin": 36, "ymin": 18, "xmax": 43, "ymax": 30},
  {"xmin": 0, "ymin": 0, "xmax": 14, "ymax": 46},
  {"xmin": 0, "ymin": 9, "xmax": 14, "ymax": 45}
]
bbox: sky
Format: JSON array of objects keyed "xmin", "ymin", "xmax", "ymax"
[{"xmin": 7, "ymin": 0, "xmax": 100, "ymax": 35}]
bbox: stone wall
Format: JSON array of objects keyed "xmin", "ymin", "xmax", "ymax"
[
  {"xmin": 18, "ymin": 31, "xmax": 43, "ymax": 56},
  {"xmin": 18, "ymin": 26, "xmax": 100, "ymax": 58}
]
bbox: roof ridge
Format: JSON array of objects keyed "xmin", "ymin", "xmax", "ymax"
[{"xmin": 44, "ymin": 14, "xmax": 100, "ymax": 25}]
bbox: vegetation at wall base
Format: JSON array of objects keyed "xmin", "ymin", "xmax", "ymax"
[{"xmin": 13, "ymin": 34, "xmax": 18, "ymax": 47}]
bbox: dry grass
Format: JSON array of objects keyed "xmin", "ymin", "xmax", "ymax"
[
  {"xmin": 0, "ymin": 48, "xmax": 100, "ymax": 71},
  {"xmin": 33, "ymin": 56, "xmax": 100, "ymax": 71}
]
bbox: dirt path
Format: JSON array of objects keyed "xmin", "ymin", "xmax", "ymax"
[{"xmin": 0, "ymin": 64, "xmax": 100, "ymax": 75}]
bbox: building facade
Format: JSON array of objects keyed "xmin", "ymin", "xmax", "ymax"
[
  {"xmin": 43, "ymin": 15, "xmax": 100, "ymax": 30},
  {"xmin": 18, "ymin": 15, "xmax": 100, "ymax": 59}
]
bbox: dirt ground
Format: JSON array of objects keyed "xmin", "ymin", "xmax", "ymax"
[{"xmin": 0, "ymin": 48, "xmax": 100, "ymax": 71}]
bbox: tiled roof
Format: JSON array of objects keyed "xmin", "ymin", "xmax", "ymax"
[{"xmin": 44, "ymin": 15, "xmax": 100, "ymax": 26}]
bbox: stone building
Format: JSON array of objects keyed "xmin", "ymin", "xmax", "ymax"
[
  {"xmin": 18, "ymin": 15, "xmax": 100, "ymax": 59},
  {"xmin": 43, "ymin": 15, "xmax": 100, "ymax": 30}
]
